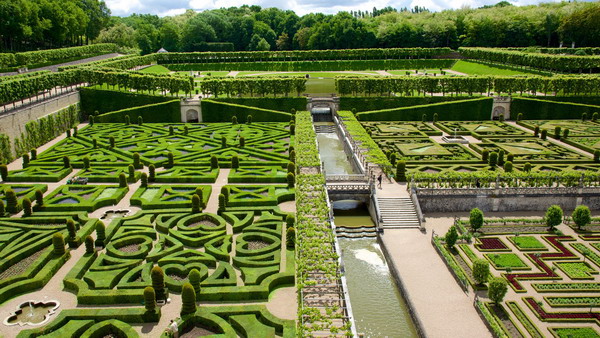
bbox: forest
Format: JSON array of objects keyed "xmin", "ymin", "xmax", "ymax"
[{"xmin": 0, "ymin": 1, "xmax": 599, "ymax": 53}]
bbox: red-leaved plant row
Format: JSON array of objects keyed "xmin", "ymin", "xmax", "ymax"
[
  {"xmin": 476, "ymin": 237, "xmax": 510, "ymax": 251},
  {"xmin": 580, "ymin": 235, "xmax": 600, "ymax": 241},
  {"xmin": 504, "ymin": 236, "xmax": 576, "ymax": 291},
  {"xmin": 525, "ymin": 297, "xmax": 600, "ymax": 322}
]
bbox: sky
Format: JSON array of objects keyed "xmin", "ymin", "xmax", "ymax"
[{"xmin": 104, "ymin": 0, "xmax": 584, "ymax": 17}]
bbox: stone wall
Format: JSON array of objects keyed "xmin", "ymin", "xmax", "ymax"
[{"xmin": 0, "ymin": 91, "xmax": 80, "ymax": 155}]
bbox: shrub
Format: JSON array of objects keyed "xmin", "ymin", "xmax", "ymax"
[
  {"xmin": 210, "ymin": 155, "xmax": 219, "ymax": 169},
  {"xmin": 85, "ymin": 235, "xmax": 94, "ymax": 254},
  {"xmin": 188, "ymin": 269, "xmax": 201, "ymax": 297},
  {"xmin": 504, "ymin": 161, "xmax": 513, "ymax": 172},
  {"xmin": 183, "ymin": 125, "xmax": 189, "ymax": 135},
  {"xmin": 231, "ymin": 155, "xmax": 239, "ymax": 169},
  {"xmin": 83, "ymin": 156, "xmax": 90, "ymax": 169},
  {"xmin": 5, "ymin": 189, "xmax": 20, "ymax": 213},
  {"xmin": 396, "ymin": 161, "xmax": 407, "ymax": 182},
  {"xmin": 572, "ymin": 205, "xmax": 591, "ymax": 230},
  {"xmin": 95, "ymin": 221, "xmax": 106, "ymax": 247},
  {"xmin": 67, "ymin": 219, "xmax": 76, "ymax": 240},
  {"xmin": 545, "ymin": 205, "xmax": 563, "ymax": 230},
  {"xmin": 138, "ymin": 116, "xmax": 143, "ymax": 125},
  {"xmin": 52, "ymin": 233, "xmax": 66, "ymax": 256},
  {"xmin": 470, "ymin": 208, "xmax": 484, "ymax": 232},
  {"xmin": 445, "ymin": 226, "xmax": 458, "ymax": 249},
  {"xmin": 220, "ymin": 186, "xmax": 229, "ymax": 203},
  {"xmin": 63, "ymin": 156, "xmax": 70, "ymax": 168},
  {"xmin": 473, "ymin": 258, "xmax": 490, "ymax": 285},
  {"xmin": 498, "ymin": 114, "xmax": 504, "ymax": 122},
  {"xmin": 289, "ymin": 123, "xmax": 295, "ymax": 135},
  {"xmin": 152, "ymin": 266, "xmax": 166, "ymax": 301},
  {"xmin": 191, "ymin": 194, "xmax": 201, "ymax": 213},
  {"xmin": 89, "ymin": 115, "xmax": 95, "ymax": 126},
  {"xmin": 286, "ymin": 227, "xmax": 295, "ymax": 248},
  {"xmin": 167, "ymin": 152, "xmax": 174, "ymax": 167},
  {"xmin": 22, "ymin": 154, "xmax": 30, "ymax": 166},
  {"xmin": 30, "ymin": 149, "xmax": 37, "ymax": 160},
  {"xmin": 93, "ymin": 138, "xmax": 97, "ymax": 148},
  {"xmin": 144, "ymin": 286, "xmax": 156, "ymax": 312},
  {"xmin": 109, "ymin": 136, "xmax": 115, "ymax": 148},
  {"xmin": 232, "ymin": 116, "xmax": 238, "ymax": 125},
  {"xmin": 488, "ymin": 277, "xmax": 508, "ymax": 304},
  {"xmin": 35, "ymin": 189, "xmax": 43, "ymax": 207},
  {"xmin": 0, "ymin": 200, "xmax": 4, "ymax": 216},
  {"xmin": 563, "ymin": 129, "xmax": 569, "ymax": 139},
  {"xmin": 482, "ymin": 150, "xmax": 489, "ymax": 162},
  {"xmin": 247, "ymin": 115, "xmax": 252, "ymax": 124},
  {"xmin": 488, "ymin": 152, "xmax": 498, "ymax": 167},
  {"xmin": 421, "ymin": 113, "xmax": 427, "ymax": 122},
  {"xmin": 554, "ymin": 126, "xmax": 561, "ymax": 140},
  {"xmin": 433, "ymin": 113, "xmax": 438, "ymax": 122},
  {"xmin": 390, "ymin": 153, "xmax": 397, "ymax": 166},
  {"xmin": 497, "ymin": 150, "xmax": 505, "ymax": 166},
  {"xmin": 593, "ymin": 112, "xmax": 598, "ymax": 122},
  {"xmin": 218, "ymin": 193, "xmax": 226, "ymax": 213},
  {"xmin": 595, "ymin": 150, "xmax": 600, "ymax": 163},
  {"xmin": 221, "ymin": 136, "xmax": 227, "ymax": 148},
  {"xmin": 287, "ymin": 172, "xmax": 295, "ymax": 188},
  {"xmin": 141, "ymin": 172, "xmax": 148, "ymax": 188},
  {"xmin": 582, "ymin": 112, "xmax": 588, "ymax": 121},
  {"xmin": 287, "ymin": 162, "xmax": 295, "ymax": 174},
  {"xmin": 181, "ymin": 282, "xmax": 197, "ymax": 315},
  {"xmin": 534, "ymin": 126, "xmax": 540, "ymax": 137},
  {"xmin": 541, "ymin": 129, "xmax": 547, "ymax": 140},
  {"xmin": 128, "ymin": 165, "xmax": 135, "ymax": 180},
  {"xmin": 22, "ymin": 198, "xmax": 32, "ymax": 216},
  {"xmin": 119, "ymin": 173, "xmax": 127, "ymax": 187},
  {"xmin": 286, "ymin": 214, "xmax": 295, "ymax": 230},
  {"xmin": 149, "ymin": 164, "xmax": 156, "ymax": 182},
  {"xmin": 0, "ymin": 164, "xmax": 7, "ymax": 181},
  {"xmin": 169, "ymin": 126, "xmax": 174, "ymax": 135},
  {"xmin": 517, "ymin": 113, "xmax": 523, "ymax": 121},
  {"xmin": 66, "ymin": 129, "xmax": 71, "ymax": 138},
  {"xmin": 506, "ymin": 153, "xmax": 514, "ymax": 163},
  {"xmin": 73, "ymin": 127, "xmax": 78, "ymax": 137},
  {"xmin": 239, "ymin": 137, "xmax": 245, "ymax": 148},
  {"xmin": 524, "ymin": 162, "xmax": 532, "ymax": 172},
  {"xmin": 289, "ymin": 150, "xmax": 296, "ymax": 163},
  {"xmin": 133, "ymin": 152, "xmax": 141, "ymax": 168},
  {"xmin": 125, "ymin": 115, "xmax": 130, "ymax": 125}
]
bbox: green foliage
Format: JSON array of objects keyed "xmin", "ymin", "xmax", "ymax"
[
  {"xmin": 96, "ymin": 221, "xmax": 106, "ymax": 247},
  {"xmin": 473, "ymin": 258, "xmax": 490, "ymax": 285},
  {"xmin": 53, "ymin": 233, "xmax": 66, "ymax": 256},
  {"xmin": 357, "ymin": 98, "xmax": 493, "ymax": 121},
  {"xmin": 287, "ymin": 162, "xmax": 295, "ymax": 174},
  {"xmin": 534, "ymin": 126, "xmax": 539, "ymax": 137},
  {"xmin": 504, "ymin": 161, "xmax": 513, "ymax": 172},
  {"xmin": 287, "ymin": 172, "xmax": 295, "ymax": 188},
  {"xmin": 167, "ymin": 152, "xmax": 174, "ymax": 167},
  {"xmin": 488, "ymin": 277, "xmax": 508, "ymax": 304},
  {"xmin": 144, "ymin": 286, "xmax": 156, "ymax": 312},
  {"xmin": 35, "ymin": 189, "xmax": 43, "ymax": 207},
  {"xmin": 289, "ymin": 150, "xmax": 296, "ymax": 163},
  {"xmin": 218, "ymin": 193, "xmax": 226, "ymax": 213},
  {"xmin": 30, "ymin": 149, "xmax": 37, "ymax": 160},
  {"xmin": 5, "ymin": 189, "xmax": 20, "ymax": 213},
  {"xmin": 554, "ymin": 126, "xmax": 562, "ymax": 139},
  {"xmin": 210, "ymin": 155, "xmax": 219, "ymax": 169},
  {"xmin": 524, "ymin": 162, "xmax": 532, "ymax": 173},
  {"xmin": 181, "ymin": 282, "xmax": 197, "ymax": 315},
  {"xmin": 138, "ymin": 116, "xmax": 143, "ymax": 126},
  {"xmin": 232, "ymin": 116, "xmax": 238, "ymax": 125},
  {"xmin": 149, "ymin": 164, "xmax": 156, "ymax": 182},
  {"xmin": 67, "ymin": 219, "xmax": 76, "ymax": 240},
  {"xmin": 286, "ymin": 214, "xmax": 295, "ymax": 230},
  {"xmin": 85, "ymin": 235, "xmax": 94, "ymax": 254},
  {"xmin": 488, "ymin": 152, "xmax": 498, "ymax": 167},
  {"xmin": 286, "ymin": 227, "xmax": 296, "ymax": 249},
  {"xmin": 188, "ymin": 269, "xmax": 201, "ymax": 297},
  {"xmin": 231, "ymin": 155, "xmax": 239, "ymax": 169},
  {"xmin": 247, "ymin": 115, "xmax": 253, "ymax": 124},
  {"xmin": 512, "ymin": 97, "xmax": 600, "ymax": 120},
  {"xmin": 133, "ymin": 153, "xmax": 141, "ymax": 168},
  {"xmin": 128, "ymin": 165, "xmax": 136, "ymax": 179},
  {"xmin": 169, "ymin": 126, "xmax": 174, "ymax": 135},
  {"xmin": 482, "ymin": 150, "xmax": 489, "ymax": 162},
  {"xmin": 396, "ymin": 160, "xmax": 406, "ymax": 182},
  {"xmin": 239, "ymin": 137, "xmax": 245, "ymax": 148},
  {"xmin": 141, "ymin": 172, "xmax": 148, "ymax": 188},
  {"xmin": 151, "ymin": 266, "xmax": 166, "ymax": 301},
  {"xmin": 125, "ymin": 115, "xmax": 130, "ymax": 125},
  {"xmin": 470, "ymin": 208, "xmax": 484, "ymax": 232},
  {"xmin": 572, "ymin": 205, "xmax": 591, "ymax": 230},
  {"xmin": 22, "ymin": 197, "xmax": 32, "ymax": 216},
  {"xmin": 545, "ymin": 205, "xmax": 563, "ymax": 230},
  {"xmin": 118, "ymin": 173, "xmax": 127, "ymax": 187},
  {"xmin": 80, "ymin": 88, "xmax": 177, "ymax": 118},
  {"xmin": 0, "ymin": 200, "xmax": 4, "ymax": 216},
  {"xmin": 201, "ymin": 100, "xmax": 292, "ymax": 122},
  {"xmin": 191, "ymin": 194, "xmax": 201, "ymax": 213},
  {"xmin": 445, "ymin": 226, "xmax": 458, "ymax": 249},
  {"xmin": 83, "ymin": 156, "xmax": 90, "ymax": 169},
  {"xmin": 0, "ymin": 164, "xmax": 7, "ymax": 181},
  {"xmin": 540, "ymin": 129, "xmax": 547, "ymax": 140},
  {"xmin": 109, "ymin": 137, "xmax": 115, "ymax": 148},
  {"xmin": 221, "ymin": 136, "xmax": 227, "ymax": 148},
  {"xmin": 563, "ymin": 128, "xmax": 569, "ymax": 139},
  {"xmin": 497, "ymin": 150, "xmax": 505, "ymax": 166},
  {"xmin": 433, "ymin": 113, "xmax": 438, "ymax": 122},
  {"xmin": 517, "ymin": 113, "xmax": 523, "ymax": 121},
  {"xmin": 22, "ymin": 154, "xmax": 29, "ymax": 166},
  {"xmin": 594, "ymin": 112, "xmax": 599, "ymax": 122},
  {"xmin": 594, "ymin": 150, "xmax": 600, "ymax": 162}
]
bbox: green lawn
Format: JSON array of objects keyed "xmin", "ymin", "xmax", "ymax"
[
  {"xmin": 451, "ymin": 60, "xmax": 550, "ymax": 76},
  {"xmin": 237, "ymin": 71, "xmax": 379, "ymax": 78},
  {"xmin": 138, "ymin": 65, "xmax": 171, "ymax": 74},
  {"xmin": 387, "ymin": 69, "xmax": 446, "ymax": 76},
  {"xmin": 509, "ymin": 236, "xmax": 546, "ymax": 250},
  {"xmin": 484, "ymin": 253, "xmax": 529, "ymax": 270}
]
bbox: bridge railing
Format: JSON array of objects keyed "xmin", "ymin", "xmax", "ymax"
[{"xmin": 325, "ymin": 174, "xmax": 368, "ymax": 182}]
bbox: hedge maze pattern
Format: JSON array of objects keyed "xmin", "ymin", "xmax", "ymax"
[{"xmin": 0, "ymin": 122, "xmax": 296, "ymax": 337}]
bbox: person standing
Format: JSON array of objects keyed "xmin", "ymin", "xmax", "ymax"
[
  {"xmin": 169, "ymin": 320, "xmax": 179, "ymax": 338},
  {"xmin": 377, "ymin": 174, "xmax": 383, "ymax": 189}
]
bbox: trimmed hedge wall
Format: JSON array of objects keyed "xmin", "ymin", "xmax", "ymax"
[
  {"xmin": 95, "ymin": 100, "xmax": 180, "ymax": 123},
  {"xmin": 356, "ymin": 97, "xmax": 493, "ymax": 121},
  {"xmin": 340, "ymin": 96, "xmax": 480, "ymax": 112},
  {"xmin": 211, "ymin": 97, "xmax": 306, "ymax": 113},
  {"xmin": 526, "ymin": 96, "xmax": 600, "ymax": 106},
  {"xmin": 79, "ymin": 88, "xmax": 175, "ymax": 118},
  {"xmin": 512, "ymin": 97, "xmax": 600, "ymax": 120},
  {"xmin": 201, "ymin": 100, "xmax": 292, "ymax": 122}
]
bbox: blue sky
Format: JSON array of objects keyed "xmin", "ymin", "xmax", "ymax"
[{"xmin": 104, "ymin": 0, "xmax": 585, "ymax": 17}]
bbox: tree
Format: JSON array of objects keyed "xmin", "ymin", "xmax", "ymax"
[
  {"xmin": 0, "ymin": 164, "xmax": 7, "ymax": 181},
  {"xmin": 151, "ymin": 266, "xmax": 166, "ymax": 301},
  {"xmin": 85, "ymin": 235, "xmax": 94, "ymax": 254},
  {"xmin": 287, "ymin": 172, "xmax": 295, "ymax": 188},
  {"xmin": 35, "ymin": 189, "xmax": 43, "ymax": 208},
  {"xmin": 572, "ymin": 205, "xmax": 591, "ymax": 230},
  {"xmin": 488, "ymin": 152, "xmax": 498, "ymax": 167},
  {"xmin": 95, "ymin": 221, "xmax": 106, "ymax": 247},
  {"xmin": 141, "ymin": 172, "xmax": 148, "ymax": 188},
  {"xmin": 181, "ymin": 282, "xmax": 197, "ymax": 315},
  {"xmin": 149, "ymin": 164, "xmax": 156, "ymax": 182},
  {"xmin": 22, "ymin": 197, "xmax": 32, "ymax": 216},
  {"xmin": 188, "ymin": 269, "xmax": 201, "ymax": 297},
  {"xmin": 118, "ymin": 173, "xmax": 127, "ymax": 187},
  {"xmin": 504, "ymin": 161, "xmax": 513, "ymax": 172},
  {"xmin": 488, "ymin": 277, "xmax": 508, "ymax": 304},
  {"xmin": 470, "ymin": 208, "xmax": 484, "ymax": 232},
  {"xmin": 545, "ymin": 205, "xmax": 563, "ymax": 230},
  {"xmin": 144, "ymin": 286, "xmax": 156, "ymax": 312},
  {"xmin": 218, "ymin": 193, "xmax": 226, "ymax": 213},
  {"xmin": 231, "ymin": 155, "xmax": 239, "ymax": 169},
  {"xmin": 5, "ymin": 189, "xmax": 20, "ymax": 214},
  {"xmin": 211, "ymin": 155, "xmax": 219, "ymax": 169},
  {"xmin": 472, "ymin": 258, "xmax": 490, "ymax": 285},
  {"xmin": 182, "ymin": 14, "xmax": 217, "ymax": 52},
  {"xmin": 396, "ymin": 161, "xmax": 407, "ymax": 182},
  {"xmin": 66, "ymin": 219, "xmax": 76, "ymax": 241},
  {"xmin": 52, "ymin": 233, "xmax": 66, "ymax": 256},
  {"xmin": 286, "ymin": 227, "xmax": 295, "ymax": 248},
  {"xmin": 445, "ymin": 226, "xmax": 458, "ymax": 249},
  {"xmin": 191, "ymin": 194, "xmax": 201, "ymax": 213}
]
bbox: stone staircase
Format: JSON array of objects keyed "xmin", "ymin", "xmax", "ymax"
[
  {"xmin": 314, "ymin": 124, "xmax": 336, "ymax": 133},
  {"xmin": 377, "ymin": 197, "xmax": 420, "ymax": 229},
  {"xmin": 335, "ymin": 226, "xmax": 377, "ymax": 239}
]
